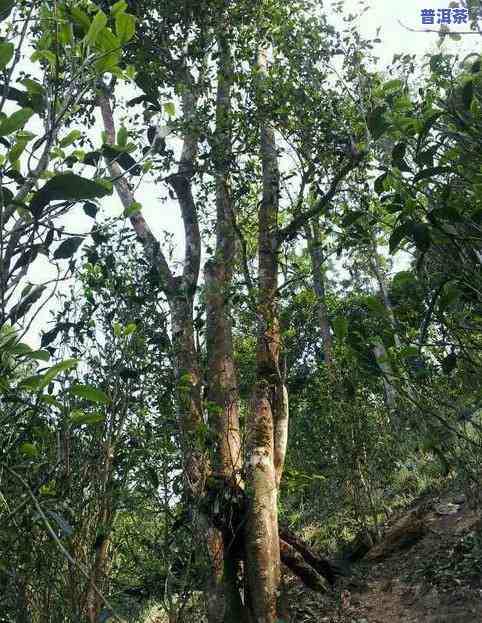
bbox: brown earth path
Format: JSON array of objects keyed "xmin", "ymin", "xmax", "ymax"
[{"xmin": 287, "ymin": 492, "xmax": 482, "ymax": 623}]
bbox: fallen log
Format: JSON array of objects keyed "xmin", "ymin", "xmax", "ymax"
[
  {"xmin": 366, "ymin": 508, "xmax": 426, "ymax": 561},
  {"xmin": 279, "ymin": 527, "xmax": 346, "ymax": 585},
  {"xmin": 279, "ymin": 539, "xmax": 330, "ymax": 592}
]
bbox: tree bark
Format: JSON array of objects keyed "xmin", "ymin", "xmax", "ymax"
[
  {"xmin": 369, "ymin": 240, "xmax": 401, "ymax": 350},
  {"xmin": 279, "ymin": 540, "xmax": 329, "ymax": 592},
  {"xmin": 205, "ymin": 34, "xmax": 242, "ymax": 484},
  {"xmin": 305, "ymin": 219, "xmax": 334, "ymax": 367},
  {"xmin": 204, "ymin": 31, "xmax": 247, "ymax": 622},
  {"xmin": 279, "ymin": 527, "xmax": 337, "ymax": 585},
  {"xmin": 99, "ymin": 89, "xmax": 221, "ymax": 623},
  {"xmin": 244, "ymin": 48, "xmax": 284, "ymax": 623},
  {"xmin": 372, "ymin": 341, "xmax": 398, "ymax": 413},
  {"xmin": 368, "ymin": 240, "xmax": 405, "ymax": 418}
]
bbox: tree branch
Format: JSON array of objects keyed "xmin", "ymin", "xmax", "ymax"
[
  {"xmin": 277, "ymin": 161, "xmax": 355, "ymax": 244},
  {"xmin": 98, "ymin": 92, "xmax": 176, "ymax": 295},
  {"xmin": 166, "ymin": 77, "xmax": 201, "ymax": 294}
]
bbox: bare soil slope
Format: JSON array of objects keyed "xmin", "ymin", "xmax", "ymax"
[{"xmin": 286, "ymin": 491, "xmax": 482, "ymax": 623}]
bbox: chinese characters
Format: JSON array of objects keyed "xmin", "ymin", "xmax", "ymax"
[{"xmin": 420, "ymin": 7, "xmax": 469, "ymax": 25}]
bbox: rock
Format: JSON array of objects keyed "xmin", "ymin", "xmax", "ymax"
[{"xmin": 435, "ymin": 502, "xmax": 460, "ymax": 515}]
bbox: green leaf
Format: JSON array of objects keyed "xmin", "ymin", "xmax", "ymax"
[
  {"xmin": 145, "ymin": 466, "xmax": 159, "ymax": 489},
  {"xmin": 110, "ymin": 0, "xmax": 128, "ymax": 16},
  {"xmin": 342, "ymin": 211, "xmax": 364, "ymax": 228},
  {"xmin": 94, "ymin": 27, "xmax": 121, "ymax": 74},
  {"xmin": 441, "ymin": 352, "xmax": 457, "ymax": 374},
  {"xmin": 31, "ymin": 50, "xmax": 56, "ymax": 67},
  {"xmin": 389, "ymin": 221, "xmax": 412, "ymax": 254},
  {"xmin": 461, "ymin": 80, "xmax": 474, "ymax": 111},
  {"xmin": 40, "ymin": 395, "xmax": 63, "ymax": 409},
  {"xmin": 364, "ymin": 296, "xmax": 386, "ymax": 316},
  {"xmin": 19, "ymin": 375, "xmax": 44, "ymax": 391},
  {"xmin": 117, "ymin": 126, "xmax": 128, "ymax": 147},
  {"xmin": 59, "ymin": 21, "xmax": 73, "ymax": 46},
  {"xmin": 85, "ymin": 10, "xmax": 107, "ymax": 46},
  {"xmin": 29, "ymin": 173, "xmax": 112, "ymax": 217},
  {"xmin": 11, "ymin": 342, "xmax": 35, "ymax": 356},
  {"xmin": 410, "ymin": 222, "xmax": 431, "ymax": 252},
  {"xmin": 29, "ymin": 350, "xmax": 51, "ymax": 362},
  {"xmin": 391, "ymin": 142, "xmax": 411, "ymax": 172},
  {"xmin": 70, "ymin": 411, "xmax": 105, "ymax": 426},
  {"xmin": 416, "ymin": 147, "xmax": 438, "ymax": 168},
  {"xmin": 374, "ymin": 172, "xmax": 388, "ymax": 195},
  {"xmin": 70, "ymin": 6, "xmax": 91, "ymax": 34},
  {"xmin": 392, "ymin": 141, "xmax": 406, "ymax": 163},
  {"xmin": 413, "ymin": 166, "xmax": 451, "ymax": 183},
  {"xmin": 386, "ymin": 193, "xmax": 404, "ymax": 213},
  {"xmin": 367, "ymin": 106, "xmax": 389, "ymax": 140},
  {"xmin": 399, "ymin": 346, "xmax": 419, "ymax": 359},
  {"xmin": 8, "ymin": 139, "xmax": 27, "ymax": 163},
  {"xmin": 124, "ymin": 323, "xmax": 137, "ymax": 336},
  {"xmin": 14, "ymin": 130, "xmax": 35, "ymax": 141},
  {"xmin": 59, "ymin": 130, "xmax": 81, "ymax": 147},
  {"xmin": 115, "ymin": 12, "xmax": 136, "ymax": 44},
  {"xmin": 83, "ymin": 201, "xmax": 99, "ymax": 218},
  {"xmin": 382, "ymin": 79, "xmax": 403, "ymax": 94},
  {"xmin": 164, "ymin": 102, "xmax": 175, "ymax": 117},
  {"xmin": 125, "ymin": 64, "xmax": 136, "ymax": 80},
  {"xmin": 415, "ymin": 112, "xmax": 442, "ymax": 158},
  {"xmin": 41, "ymin": 326, "xmax": 60, "ymax": 348},
  {"xmin": 21, "ymin": 78, "xmax": 45, "ymax": 96},
  {"xmin": 0, "ymin": 108, "xmax": 34, "ymax": 136},
  {"xmin": 471, "ymin": 59, "xmax": 481, "ymax": 74},
  {"xmin": 53, "ymin": 236, "xmax": 84, "ymax": 260},
  {"xmin": 430, "ymin": 205, "xmax": 462, "ymax": 222},
  {"xmin": 70, "ymin": 384, "xmax": 110, "ymax": 403},
  {"xmin": 0, "ymin": 42, "xmax": 14, "ymax": 68},
  {"xmin": 333, "ymin": 317, "xmax": 348, "ymax": 340},
  {"xmin": 102, "ymin": 145, "xmax": 140, "ymax": 174},
  {"xmin": 123, "ymin": 201, "xmax": 141, "ymax": 217},
  {"xmin": 0, "ymin": 186, "xmax": 13, "ymax": 207},
  {"xmin": 40, "ymin": 359, "xmax": 78, "ymax": 388},
  {"xmin": 20, "ymin": 442, "xmax": 38, "ymax": 458},
  {"xmin": 0, "ymin": 0, "xmax": 15, "ymax": 23}
]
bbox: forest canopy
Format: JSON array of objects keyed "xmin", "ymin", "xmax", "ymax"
[{"xmin": 0, "ymin": 1, "xmax": 481, "ymax": 622}]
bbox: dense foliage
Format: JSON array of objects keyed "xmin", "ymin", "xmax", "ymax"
[{"xmin": 0, "ymin": 1, "xmax": 480, "ymax": 622}]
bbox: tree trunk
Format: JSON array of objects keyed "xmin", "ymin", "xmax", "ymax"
[
  {"xmin": 372, "ymin": 341, "xmax": 398, "ymax": 414},
  {"xmin": 369, "ymin": 241, "xmax": 401, "ymax": 350},
  {"xmin": 369, "ymin": 240, "xmax": 407, "ymax": 420},
  {"xmin": 204, "ymin": 31, "xmax": 247, "ymax": 622},
  {"xmin": 85, "ymin": 438, "xmax": 115, "ymax": 623},
  {"xmin": 244, "ymin": 48, "xmax": 284, "ymax": 623},
  {"xmin": 305, "ymin": 219, "xmax": 334, "ymax": 367},
  {"xmin": 99, "ymin": 89, "xmax": 222, "ymax": 623}
]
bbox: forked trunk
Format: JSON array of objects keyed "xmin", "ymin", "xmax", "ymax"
[
  {"xmin": 99, "ymin": 89, "xmax": 223, "ymax": 623},
  {"xmin": 244, "ymin": 48, "xmax": 285, "ymax": 623},
  {"xmin": 204, "ymin": 31, "xmax": 246, "ymax": 621}
]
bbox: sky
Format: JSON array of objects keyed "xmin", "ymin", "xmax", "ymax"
[{"xmin": 20, "ymin": 0, "xmax": 480, "ymax": 346}]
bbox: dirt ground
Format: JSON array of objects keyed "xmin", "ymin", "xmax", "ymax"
[{"xmin": 286, "ymin": 492, "xmax": 482, "ymax": 623}]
